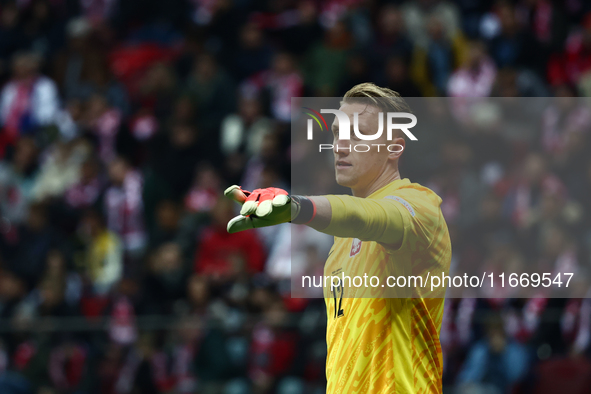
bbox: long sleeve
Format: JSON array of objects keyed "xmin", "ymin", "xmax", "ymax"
[{"xmin": 322, "ymin": 194, "xmax": 407, "ymax": 247}]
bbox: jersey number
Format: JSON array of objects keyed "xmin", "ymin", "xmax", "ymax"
[{"xmin": 333, "ymin": 284, "xmax": 344, "ymax": 318}]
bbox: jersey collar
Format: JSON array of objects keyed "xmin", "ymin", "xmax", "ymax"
[{"xmin": 367, "ymin": 178, "xmax": 411, "ymax": 199}]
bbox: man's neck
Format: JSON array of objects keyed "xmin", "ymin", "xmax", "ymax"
[{"xmin": 352, "ymin": 170, "xmax": 401, "ymax": 198}]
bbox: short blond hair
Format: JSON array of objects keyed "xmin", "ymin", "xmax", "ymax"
[{"xmin": 343, "ymin": 82, "xmax": 411, "ymax": 113}]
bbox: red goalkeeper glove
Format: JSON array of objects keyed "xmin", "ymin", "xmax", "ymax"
[{"xmin": 224, "ymin": 185, "xmax": 315, "ymax": 233}]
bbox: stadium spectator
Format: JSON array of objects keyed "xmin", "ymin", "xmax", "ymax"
[
  {"xmin": 0, "ymin": 136, "xmax": 39, "ymax": 224},
  {"xmin": 384, "ymin": 55, "xmax": 422, "ymax": 98},
  {"xmin": 232, "ymin": 21, "xmax": 274, "ymax": 83},
  {"xmin": 84, "ymin": 93, "xmax": 123, "ymax": 163},
  {"xmin": 0, "ymin": 2, "xmax": 27, "ymax": 61},
  {"xmin": 220, "ymin": 95, "xmax": 273, "ymax": 159},
  {"xmin": 0, "ymin": 52, "xmax": 59, "ymax": 154},
  {"xmin": 31, "ymin": 139, "xmax": 89, "ymax": 201},
  {"xmin": 249, "ymin": 298, "xmax": 298, "ymax": 394},
  {"xmin": 184, "ymin": 52, "xmax": 235, "ymax": 138},
  {"xmin": 245, "ymin": 51, "xmax": 303, "ymax": 122},
  {"xmin": 184, "ymin": 163, "xmax": 222, "ymax": 213},
  {"xmin": 64, "ymin": 155, "xmax": 103, "ymax": 210},
  {"xmin": 447, "ymin": 39, "xmax": 496, "ymax": 98},
  {"xmin": 456, "ymin": 313, "xmax": 529, "ymax": 394},
  {"xmin": 303, "ymin": 20, "xmax": 351, "ymax": 96},
  {"xmin": 104, "ymin": 157, "xmax": 146, "ymax": 255},
  {"xmin": 143, "ymin": 242, "xmax": 186, "ymax": 314},
  {"xmin": 78, "ymin": 209, "xmax": 123, "ymax": 296},
  {"xmin": 194, "ymin": 197, "xmax": 265, "ymax": 280}
]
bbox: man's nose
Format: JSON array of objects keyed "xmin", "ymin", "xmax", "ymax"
[{"xmin": 333, "ymin": 137, "xmax": 350, "ymax": 156}]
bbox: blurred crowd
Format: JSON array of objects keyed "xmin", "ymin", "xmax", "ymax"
[{"xmin": 0, "ymin": 0, "xmax": 591, "ymax": 393}]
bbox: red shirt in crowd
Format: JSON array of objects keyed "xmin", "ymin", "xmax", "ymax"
[{"xmin": 194, "ymin": 226, "xmax": 266, "ymax": 277}]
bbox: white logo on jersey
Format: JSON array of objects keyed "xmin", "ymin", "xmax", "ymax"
[{"xmin": 385, "ymin": 195, "xmax": 416, "ymax": 217}]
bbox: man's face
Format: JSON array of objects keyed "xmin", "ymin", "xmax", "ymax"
[{"xmin": 332, "ymin": 102, "xmax": 401, "ymax": 192}]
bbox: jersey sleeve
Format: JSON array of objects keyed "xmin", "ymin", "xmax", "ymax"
[
  {"xmin": 322, "ymin": 194, "xmax": 406, "ymax": 247},
  {"xmin": 322, "ymin": 188, "xmax": 438, "ymax": 252}
]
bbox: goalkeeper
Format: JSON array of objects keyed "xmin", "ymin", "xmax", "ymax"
[{"xmin": 225, "ymin": 83, "xmax": 451, "ymax": 394}]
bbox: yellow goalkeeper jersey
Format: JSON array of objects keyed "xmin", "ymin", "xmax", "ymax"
[{"xmin": 322, "ymin": 178, "xmax": 451, "ymax": 394}]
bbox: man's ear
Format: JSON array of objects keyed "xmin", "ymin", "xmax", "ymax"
[{"xmin": 388, "ymin": 137, "xmax": 405, "ymax": 161}]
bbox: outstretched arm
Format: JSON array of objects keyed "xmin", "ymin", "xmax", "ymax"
[
  {"xmin": 307, "ymin": 195, "xmax": 405, "ymax": 247},
  {"xmin": 225, "ymin": 186, "xmax": 405, "ymax": 247}
]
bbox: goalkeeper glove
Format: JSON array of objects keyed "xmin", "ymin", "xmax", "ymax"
[{"xmin": 224, "ymin": 185, "xmax": 316, "ymax": 233}]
